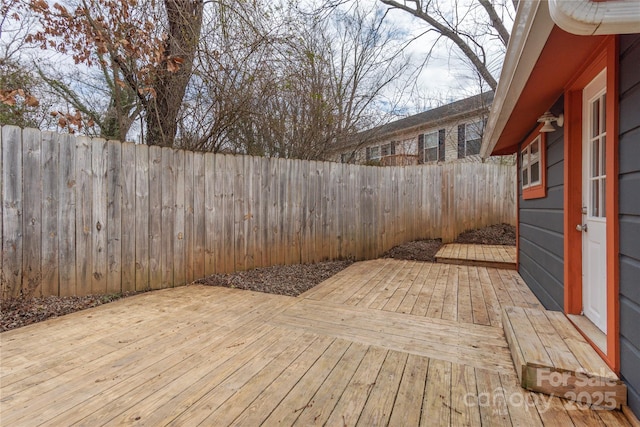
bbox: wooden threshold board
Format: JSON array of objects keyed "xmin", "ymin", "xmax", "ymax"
[
  {"xmin": 567, "ymin": 313, "xmax": 607, "ymax": 353},
  {"xmin": 502, "ymin": 306, "xmax": 627, "ymax": 409},
  {"xmin": 435, "ymin": 244, "xmax": 517, "ymax": 270}
]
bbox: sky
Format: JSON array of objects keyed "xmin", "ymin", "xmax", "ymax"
[
  {"xmin": 372, "ymin": 0, "xmax": 515, "ymax": 113},
  {"xmin": 2, "ymin": 0, "xmax": 516, "ymax": 136}
]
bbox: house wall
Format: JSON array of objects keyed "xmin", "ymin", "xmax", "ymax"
[
  {"xmin": 618, "ymin": 33, "xmax": 640, "ymax": 417},
  {"xmin": 335, "ymin": 112, "xmax": 493, "ymax": 165},
  {"xmin": 518, "ymin": 98, "xmax": 565, "ymax": 312}
]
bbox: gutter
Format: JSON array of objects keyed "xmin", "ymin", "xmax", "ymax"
[
  {"xmin": 549, "ymin": 0, "xmax": 640, "ymax": 36},
  {"xmin": 480, "ymin": 1, "xmax": 555, "ymax": 158}
]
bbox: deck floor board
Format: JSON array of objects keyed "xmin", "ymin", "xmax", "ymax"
[{"xmin": 0, "ymin": 258, "xmax": 631, "ymax": 426}]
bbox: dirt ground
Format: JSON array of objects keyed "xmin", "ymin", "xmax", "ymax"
[
  {"xmin": 195, "ymin": 260, "xmax": 354, "ymax": 297},
  {"xmin": 455, "ymin": 223, "xmax": 516, "ymax": 246},
  {"xmin": 1, "ymin": 223, "xmax": 515, "ymax": 332}
]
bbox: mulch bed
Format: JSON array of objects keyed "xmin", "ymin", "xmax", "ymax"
[
  {"xmin": 195, "ymin": 260, "xmax": 354, "ymax": 297},
  {"xmin": 0, "ymin": 292, "xmax": 140, "ymax": 333},
  {"xmin": 455, "ymin": 223, "xmax": 516, "ymax": 246},
  {"xmin": 1, "ymin": 224, "xmax": 515, "ymax": 332},
  {"xmin": 381, "ymin": 239, "xmax": 443, "ymax": 262}
]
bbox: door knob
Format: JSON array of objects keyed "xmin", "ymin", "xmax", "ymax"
[{"xmin": 576, "ymin": 224, "xmax": 588, "ymax": 232}]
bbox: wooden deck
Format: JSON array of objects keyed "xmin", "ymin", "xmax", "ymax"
[
  {"xmin": 503, "ymin": 306, "xmax": 626, "ymax": 408},
  {"xmin": 436, "ymin": 243, "xmax": 517, "ymax": 270},
  {"xmin": 0, "ymin": 259, "xmax": 631, "ymax": 426}
]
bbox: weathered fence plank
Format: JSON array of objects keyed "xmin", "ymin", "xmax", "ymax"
[
  {"xmin": 121, "ymin": 142, "xmax": 136, "ymax": 292},
  {"xmin": 106, "ymin": 140, "xmax": 122, "ymax": 294},
  {"xmin": 41, "ymin": 132, "xmax": 59, "ymax": 296},
  {"xmin": 174, "ymin": 149, "xmax": 186, "ymax": 287},
  {"xmin": 91, "ymin": 138, "xmax": 108, "ymax": 294},
  {"xmin": 161, "ymin": 147, "xmax": 175, "ymax": 288},
  {"xmin": 192, "ymin": 152, "xmax": 206, "ymax": 278},
  {"xmin": 222, "ymin": 155, "xmax": 235, "ymax": 273},
  {"xmin": 135, "ymin": 144, "xmax": 150, "ymax": 291},
  {"xmin": 183, "ymin": 150, "xmax": 195, "ymax": 283},
  {"xmin": 2, "ymin": 126, "xmax": 23, "ymax": 298},
  {"xmin": 1, "ymin": 127, "xmax": 517, "ymax": 297},
  {"xmin": 58, "ymin": 133, "xmax": 76, "ymax": 296},
  {"xmin": 233, "ymin": 155, "xmax": 247, "ymax": 271},
  {"xmin": 212, "ymin": 153, "xmax": 226, "ymax": 273},
  {"xmin": 75, "ymin": 136, "xmax": 92, "ymax": 296},
  {"xmin": 22, "ymin": 128, "xmax": 42, "ymax": 296},
  {"xmin": 204, "ymin": 152, "xmax": 215, "ymax": 276},
  {"xmin": 268, "ymin": 157, "xmax": 281, "ymax": 267},
  {"xmin": 148, "ymin": 145, "xmax": 162, "ymax": 290}
]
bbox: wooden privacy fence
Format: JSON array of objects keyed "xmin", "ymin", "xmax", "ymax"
[{"xmin": 1, "ymin": 126, "xmax": 516, "ymax": 298}]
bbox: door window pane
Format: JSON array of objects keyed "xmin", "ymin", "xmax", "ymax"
[
  {"xmin": 592, "ymin": 98, "xmax": 600, "ymax": 138},
  {"xmin": 601, "ymin": 179, "xmax": 606, "ymax": 218},
  {"xmin": 531, "ymin": 162, "xmax": 540, "ymax": 183},
  {"xmin": 592, "ymin": 139, "xmax": 600, "ymax": 178},
  {"xmin": 602, "ymin": 93, "xmax": 606, "ymax": 132},
  {"xmin": 592, "ymin": 180, "xmax": 599, "ymax": 217}
]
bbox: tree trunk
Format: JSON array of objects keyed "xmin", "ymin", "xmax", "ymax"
[{"xmin": 146, "ymin": 0, "xmax": 204, "ymax": 147}]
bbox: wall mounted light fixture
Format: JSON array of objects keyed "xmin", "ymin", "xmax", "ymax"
[{"xmin": 538, "ymin": 111, "xmax": 564, "ymax": 133}]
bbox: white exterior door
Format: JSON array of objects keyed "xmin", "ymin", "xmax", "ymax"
[{"xmin": 581, "ymin": 69, "xmax": 607, "ymax": 333}]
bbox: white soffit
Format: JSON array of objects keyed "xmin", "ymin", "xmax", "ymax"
[
  {"xmin": 480, "ymin": 1, "xmax": 555, "ymax": 158},
  {"xmin": 549, "ymin": 0, "xmax": 640, "ymax": 36}
]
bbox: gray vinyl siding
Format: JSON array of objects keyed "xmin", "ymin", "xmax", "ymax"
[
  {"xmin": 619, "ymin": 33, "xmax": 640, "ymax": 418},
  {"xmin": 518, "ymin": 98, "xmax": 565, "ymax": 312}
]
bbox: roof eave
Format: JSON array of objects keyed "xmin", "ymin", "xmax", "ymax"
[{"xmin": 549, "ymin": 0, "xmax": 640, "ymax": 36}]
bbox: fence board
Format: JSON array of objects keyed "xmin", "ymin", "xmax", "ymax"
[
  {"xmin": 183, "ymin": 150, "xmax": 195, "ymax": 283},
  {"xmin": 192, "ymin": 152, "xmax": 206, "ymax": 278},
  {"xmin": 22, "ymin": 128, "xmax": 42, "ymax": 297},
  {"xmin": 173, "ymin": 150, "xmax": 187, "ymax": 286},
  {"xmin": 232, "ymin": 156, "xmax": 246, "ymax": 271},
  {"xmin": 268, "ymin": 157, "xmax": 281, "ymax": 266},
  {"xmin": 121, "ymin": 142, "xmax": 136, "ymax": 292},
  {"xmin": 135, "ymin": 144, "xmax": 150, "ymax": 291},
  {"xmin": 222, "ymin": 155, "xmax": 235, "ymax": 273},
  {"xmin": 244, "ymin": 156, "xmax": 255, "ymax": 269},
  {"xmin": 106, "ymin": 140, "xmax": 122, "ymax": 294},
  {"xmin": 259, "ymin": 157, "xmax": 270, "ymax": 268},
  {"xmin": 320, "ymin": 161, "xmax": 330, "ymax": 260},
  {"xmin": 213, "ymin": 154, "xmax": 225, "ymax": 273},
  {"xmin": 58, "ymin": 134, "xmax": 76, "ymax": 296},
  {"xmin": 204, "ymin": 152, "xmax": 215, "ymax": 275},
  {"xmin": 161, "ymin": 147, "xmax": 175, "ymax": 288},
  {"xmin": 286, "ymin": 161, "xmax": 302, "ymax": 264},
  {"xmin": 91, "ymin": 138, "xmax": 108, "ymax": 294},
  {"xmin": 148, "ymin": 145, "xmax": 162, "ymax": 290},
  {"xmin": 2, "ymin": 127, "xmax": 22, "ymax": 298},
  {"xmin": 41, "ymin": 132, "xmax": 59, "ymax": 296},
  {"xmin": 1, "ymin": 127, "xmax": 517, "ymax": 297},
  {"xmin": 174, "ymin": 149, "xmax": 186, "ymax": 287},
  {"xmin": 75, "ymin": 136, "xmax": 92, "ymax": 296}
]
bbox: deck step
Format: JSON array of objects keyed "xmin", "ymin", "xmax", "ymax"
[
  {"xmin": 502, "ymin": 306, "xmax": 626, "ymax": 409},
  {"xmin": 435, "ymin": 243, "xmax": 516, "ymax": 270}
]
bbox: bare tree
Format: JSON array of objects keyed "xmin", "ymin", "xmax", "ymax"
[
  {"xmin": 27, "ymin": 0, "xmax": 203, "ymax": 146},
  {"xmin": 378, "ymin": 0, "xmax": 515, "ymax": 91},
  {"xmin": 176, "ymin": 1, "xmax": 408, "ymax": 160}
]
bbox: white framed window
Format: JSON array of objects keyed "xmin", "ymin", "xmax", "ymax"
[
  {"xmin": 418, "ymin": 130, "xmax": 444, "ymax": 163},
  {"xmin": 366, "ymin": 145, "xmax": 380, "ymax": 161},
  {"xmin": 340, "ymin": 153, "xmax": 352, "ymax": 163},
  {"xmin": 422, "ymin": 131, "xmax": 438, "ymax": 162},
  {"xmin": 458, "ymin": 119, "xmax": 484, "ymax": 158},
  {"xmin": 381, "ymin": 142, "xmax": 396, "ymax": 157},
  {"xmin": 522, "ymin": 135, "xmax": 541, "ymax": 189},
  {"xmin": 464, "ymin": 120, "xmax": 484, "ymax": 156}
]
